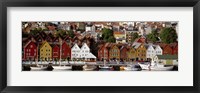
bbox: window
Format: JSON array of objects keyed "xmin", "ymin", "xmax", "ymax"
[{"xmin": 30, "ymin": 45, "xmax": 33, "ymax": 48}]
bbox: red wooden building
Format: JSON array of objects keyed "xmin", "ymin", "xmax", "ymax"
[
  {"xmin": 120, "ymin": 46, "xmax": 128, "ymax": 61},
  {"xmin": 159, "ymin": 44, "xmax": 173, "ymax": 55},
  {"xmin": 24, "ymin": 41, "xmax": 37, "ymax": 61},
  {"xmin": 52, "ymin": 45, "xmax": 60, "ymax": 60},
  {"xmin": 170, "ymin": 43, "xmax": 178, "ymax": 55},
  {"xmin": 98, "ymin": 43, "xmax": 110, "ymax": 61},
  {"xmin": 61, "ymin": 41, "xmax": 71, "ymax": 59}
]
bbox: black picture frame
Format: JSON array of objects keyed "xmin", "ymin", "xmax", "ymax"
[{"xmin": 0, "ymin": 0, "xmax": 200, "ymax": 93}]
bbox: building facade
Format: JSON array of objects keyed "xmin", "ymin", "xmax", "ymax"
[
  {"xmin": 109, "ymin": 45, "xmax": 120, "ymax": 60},
  {"xmin": 40, "ymin": 41, "xmax": 52, "ymax": 61},
  {"xmin": 24, "ymin": 41, "xmax": 37, "ymax": 61}
]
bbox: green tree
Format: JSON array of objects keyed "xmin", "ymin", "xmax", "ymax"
[
  {"xmin": 102, "ymin": 28, "xmax": 115, "ymax": 43},
  {"xmin": 131, "ymin": 33, "xmax": 139, "ymax": 42},
  {"xmin": 30, "ymin": 28, "xmax": 40, "ymax": 35},
  {"xmin": 147, "ymin": 30, "xmax": 159, "ymax": 43},
  {"xmin": 159, "ymin": 27, "xmax": 178, "ymax": 44},
  {"xmin": 107, "ymin": 36, "xmax": 116, "ymax": 43},
  {"xmin": 67, "ymin": 30, "xmax": 75, "ymax": 38}
]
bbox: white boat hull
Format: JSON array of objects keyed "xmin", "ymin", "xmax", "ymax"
[
  {"xmin": 138, "ymin": 63, "xmax": 174, "ymax": 71},
  {"xmin": 99, "ymin": 66, "xmax": 112, "ymax": 69},
  {"xmin": 83, "ymin": 65, "xmax": 96, "ymax": 71},
  {"xmin": 30, "ymin": 67, "xmax": 47, "ymax": 71},
  {"xmin": 52, "ymin": 66, "xmax": 72, "ymax": 70},
  {"xmin": 124, "ymin": 67, "xmax": 138, "ymax": 71}
]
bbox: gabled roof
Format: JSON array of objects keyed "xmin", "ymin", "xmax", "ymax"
[
  {"xmin": 24, "ymin": 40, "xmax": 36, "ymax": 48},
  {"xmin": 85, "ymin": 53, "xmax": 96, "ymax": 58},
  {"xmin": 71, "ymin": 43, "xmax": 81, "ymax": 50},
  {"xmin": 51, "ymin": 44, "xmax": 59, "ymax": 48},
  {"xmin": 80, "ymin": 43, "xmax": 90, "ymax": 50},
  {"xmin": 132, "ymin": 42, "xmax": 142, "ymax": 49},
  {"xmin": 40, "ymin": 41, "xmax": 51, "ymax": 49},
  {"xmin": 34, "ymin": 34, "xmax": 44, "ymax": 41}
]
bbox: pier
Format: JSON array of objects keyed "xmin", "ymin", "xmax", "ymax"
[{"xmin": 22, "ymin": 61, "xmax": 139, "ymax": 66}]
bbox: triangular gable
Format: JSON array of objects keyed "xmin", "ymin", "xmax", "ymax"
[
  {"xmin": 71, "ymin": 43, "xmax": 81, "ymax": 50},
  {"xmin": 80, "ymin": 43, "xmax": 90, "ymax": 50}
]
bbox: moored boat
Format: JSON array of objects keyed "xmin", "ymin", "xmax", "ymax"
[
  {"xmin": 124, "ymin": 64, "xmax": 139, "ymax": 71},
  {"xmin": 83, "ymin": 65, "xmax": 96, "ymax": 71},
  {"xmin": 30, "ymin": 65, "xmax": 47, "ymax": 71},
  {"xmin": 138, "ymin": 61, "xmax": 174, "ymax": 71},
  {"xmin": 52, "ymin": 66, "xmax": 72, "ymax": 70}
]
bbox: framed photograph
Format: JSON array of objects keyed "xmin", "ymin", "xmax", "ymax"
[{"xmin": 0, "ymin": 0, "xmax": 199, "ymax": 93}]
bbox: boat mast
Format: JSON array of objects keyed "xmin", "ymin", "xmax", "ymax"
[
  {"xmin": 104, "ymin": 49, "xmax": 105, "ymax": 66},
  {"xmin": 36, "ymin": 43, "xmax": 38, "ymax": 66},
  {"xmin": 59, "ymin": 38, "xmax": 62, "ymax": 66}
]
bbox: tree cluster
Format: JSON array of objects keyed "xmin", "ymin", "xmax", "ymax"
[
  {"xmin": 102, "ymin": 28, "xmax": 116, "ymax": 43},
  {"xmin": 147, "ymin": 27, "xmax": 178, "ymax": 44}
]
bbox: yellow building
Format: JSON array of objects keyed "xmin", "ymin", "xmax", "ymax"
[
  {"xmin": 127, "ymin": 47, "xmax": 136, "ymax": 61},
  {"xmin": 133, "ymin": 43, "xmax": 146, "ymax": 61},
  {"xmin": 40, "ymin": 41, "xmax": 52, "ymax": 61},
  {"xmin": 113, "ymin": 31, "xmax": 126, "ymax": 39},
  {"xmin": 109, "ymin": 45, "xmax": 120, "ymax": 60}
]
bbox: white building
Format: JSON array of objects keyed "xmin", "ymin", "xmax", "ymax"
[
  {"xmin": 80, "ymin": 43, "xmax": 90, "ymax": 58},
  {"xmin": 146, "ymin": 44, "xmax": 162, "ymax": 60},
  {"xmin": 85, "ymin": 25, "xmax": 95, "ymax": 32},
  {"xmin": 71, "ymin": 43, "xmax": 81, "ymax": 59},
  {"xmin": 146, "ymin": 44, "xmax": 156, "ymax": 60},
  {"xmin": 71, "ymin": 43, "xmax": 96, "ymax": 61},
  {"xmin": 154, "ymin": 45, "xmax": 162, "ymax": 56}
]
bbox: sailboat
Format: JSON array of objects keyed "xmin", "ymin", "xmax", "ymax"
[
  {"xmin": 52, "ymin": 40, "xmax": 72, "ymax": 71},
  {"xmin": 30, "ymin": 60, "xmax": 48, "ymax": 71},
  {"xmin": 99, "ymin": 59, "xmax": 112, "ymax": 70}
]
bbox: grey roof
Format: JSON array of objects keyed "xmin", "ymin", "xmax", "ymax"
[{"xmin": 132, "ymin": 42, "xmax": 142, "ymax": 49}]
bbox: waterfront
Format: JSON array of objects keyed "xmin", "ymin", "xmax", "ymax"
[{"xmin": 22, "ymin": 61, "xmax": 178, "ymax": 71}]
